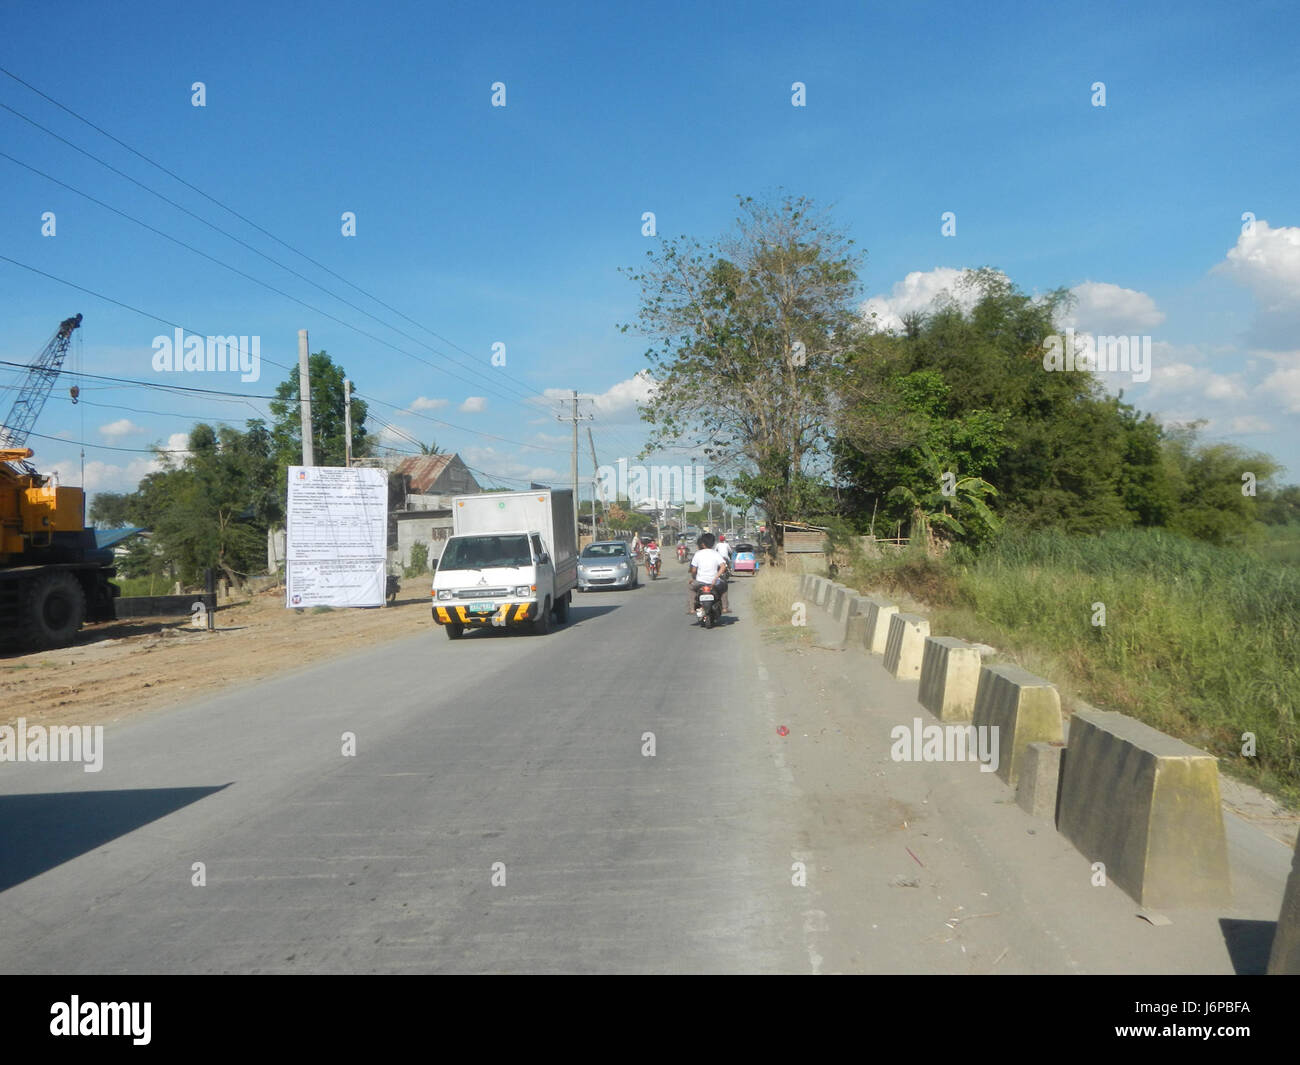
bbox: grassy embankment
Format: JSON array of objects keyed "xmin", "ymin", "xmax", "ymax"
[{"xmin": 756, "ymin": 528, "xmax": 1300, "ymax": 805}]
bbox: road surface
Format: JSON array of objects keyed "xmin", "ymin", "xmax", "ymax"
[{"xmin": 0, "ymin": 573, "xmax": 1289, "ymax": 973}]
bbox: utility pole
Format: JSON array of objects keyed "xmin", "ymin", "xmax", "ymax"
[
  {"xmin": 571, "ymin": 391, "xmax": 578, "ymax": 536},
  {"xmin": 298, "ymin": 329, "xmax": 314, "ymax": 466},
  {"xmin": 343, "ymin": 378, "xmax": 353, "ymax": 467},
  {"xmin": 586, "ymin": 426, "xmax": 604, "ymax": 540},
  {"xmin": 557, "ymin": 390, "xmax": 591, "ymax": 544}
]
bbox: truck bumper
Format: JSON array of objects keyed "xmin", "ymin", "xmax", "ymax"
[{"xmin": 432, "ymin": 602, "xmax": 536, "ymax": 626}]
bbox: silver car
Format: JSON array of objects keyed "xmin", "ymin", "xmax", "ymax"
[{"xmin": 577, "ymin": 540, "xmax": 639, "ymax": 591}]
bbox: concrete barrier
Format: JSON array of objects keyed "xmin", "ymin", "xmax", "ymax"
[
  {"xmin": 1057, "ymin": 708, "xmax": 1230, "ymax": 908},
  {"xmin": 846, "ymin": 612, "xmax": 871, "ymax": 650},
  {"xmin": 883, "ymin": 613, "xmax": 929, "ymax": 680},
  {"xmin": 824, "ymin": 594, "xmax": 871, "ymax": 648},
  {"xmin": 971, "ymin": 664, "xmax": 1063, "ymax": 786},
  {"xmin": 918, "ymin": 637, "xmax": 983, "ymax": 721},
  {"xmin": 1269, "ymin": 836, "xmax": 1300, "ymax": 974},
  {"xmin": 1017, "ymin": 741, "xmax": 1065, "ymax": 821},
  {"xmin": 862, "ymin": 598, "xmax": 899, "ymax": 655},
  {"xmin": 813, "ymin": 578, "xmax": 831, "ymax": 607},
  {"xmin": 829, "ymin": 585, "xmax": 847, "ymax": 616}
]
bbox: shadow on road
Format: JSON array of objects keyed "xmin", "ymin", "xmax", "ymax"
[
  {"xmin": 1219, "ymin": 917, "xmax": 1276, "ymax": 975},
  {"xmin": 0, "ymin": 785, "xmax": 229, "ymax": 894}
]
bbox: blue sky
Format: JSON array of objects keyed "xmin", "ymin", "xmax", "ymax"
[{"xmin": 1, "ymin": 0, "xmax": 1297, "ymax": 506}]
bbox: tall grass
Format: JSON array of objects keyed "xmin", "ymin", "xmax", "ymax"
[{"xmin": 853, "ymin": 529, "xmax": 1300, "ymax": 804}]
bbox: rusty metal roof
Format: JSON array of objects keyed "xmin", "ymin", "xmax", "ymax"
[{"xmin": 395, "ymin": 454, "xmax": 455, "ymax": 493}]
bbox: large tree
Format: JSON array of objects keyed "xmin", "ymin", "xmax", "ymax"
[
  {"xmin": 268, "ymin": 350, "xmax": 369, "ymax": 476},
  {"xmin": 622, "ymin": 193, "xmax": 861, "ymax": 544}
]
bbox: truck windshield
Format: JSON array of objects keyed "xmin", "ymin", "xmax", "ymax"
[{"xmin": 440, "ymin": 535, "xmax": 533, "ymax": 570}]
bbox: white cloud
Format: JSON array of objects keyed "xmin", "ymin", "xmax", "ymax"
[
  {"xmin": 459, "ymin": 396, "xmax": 486, "ymax": 414},
  {"xmin": 1061, "ymin": 281, "xmax": 1165, "ymax": 334},
  {"xmin": 536, "ymin": 371, "xmax": 656, "ymax": 423},
  {"xmin": 458, "ymin": 445, "xmax": 563, "ymax": 487},
  {"xmin": 99, "ymin": 419, "xmax": 143, "ymax": 439},
  {"xmin": 1258, "ymin": 354, "xmax": 1300, "ymax": 413},
  {"xmin": 409, "ymin": 396, "xmax": 448, "ymax": 412},
  {"xmin": 1228, "ymin": 415, "xmax": 1274, "ymax": 433},
  {"xmin": 860, "ymin": 267, "xmax": 986, "ymax": 333},
  {"xmin": 1213, "ymin": 220, "xmax": 1300, "ymax": 349},
  {"xmin": 1140, "ymin": 346, "xmax": 1247, "ymax": 404}
]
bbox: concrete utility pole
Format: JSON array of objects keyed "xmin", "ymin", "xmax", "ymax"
[
  {"xmin": 571, "ymin": 391, "xmax": 578, "ymax": 535},
  {"xmin": 586, "ymin": 426, "xmax": 603, "ymax": 540},
  {"xmin": 298, "ymin": 329, "xmax": 314, "ymax": 466},
  {"xmin": 557, "ymin": 390, "xmax": 591, "ymax": 544},
  {"xmin": 343, "ymin": 378, "xmax": 353, "ymax": 467}
]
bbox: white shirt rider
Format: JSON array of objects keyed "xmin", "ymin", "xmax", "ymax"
[
  {"xmin": 691, "ymin": 547, "xmax": 726, "ymax": 584},
  {"xmin": 716, "ymin": 539, "xmax": 733, "ymax": 567}
]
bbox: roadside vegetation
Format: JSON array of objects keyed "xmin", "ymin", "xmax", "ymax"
[{"xmin": 838, "ymin": 529, "xmax": 1300, "ymax": 805}]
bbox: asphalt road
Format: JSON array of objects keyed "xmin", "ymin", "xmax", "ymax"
[
  {"xmin": 0, "ymin": 571, "xmax": 808, "ymax": 974},
  {"xmin": 1, "ymin": 567, "xmax": 1290, "ymax": 974}
]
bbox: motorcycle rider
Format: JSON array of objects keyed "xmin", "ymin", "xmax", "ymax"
[
  {"xmin": 645, "ymin": 538, "xmax": 661, "ymax": 577},
  {"xmin": 687, "ymin": 532, "xmax": 729, "ymax": 617},
  {"xmin": 714, "ymin": 535, "xmax": 733, "ymax": 612}
]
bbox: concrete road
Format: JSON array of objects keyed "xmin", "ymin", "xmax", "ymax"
[
  {"xmin": 0, "ymin": 571, "xmax": 1287, "ymax": 973},
  {"xmin": 0, "ymin": 574, "xmax": 807, "ymax": 974}
]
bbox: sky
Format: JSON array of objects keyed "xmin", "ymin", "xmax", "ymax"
[{"xmin": 1, "ymin": 0, "xmax": 1297, "ymax": 509}]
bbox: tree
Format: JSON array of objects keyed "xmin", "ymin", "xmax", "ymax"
[
  {"xmin": 832, "ymin": 269, "xmax": 1181, "ymax": 540},
  {"xmin": 129, "ymin": 423, "xmax": 277, "ymax": 586},
  {"xmin": 1161, "ymin": 423, "xmax": 1280, "ymax": 546},
  {"xmin": 268, "ymin": 351, "xmax": 369, "ymax": 476},
  {"xmin": 88, "ymin": 491, "xmax": 133, "ymax": 528},
  {"xmin": 622, "ymin": 193, "xmax": 862, "ymax": 545}
]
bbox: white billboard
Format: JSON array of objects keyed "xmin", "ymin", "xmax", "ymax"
[{"xmin": 285, "ymin": 466, "xmax": 387, "ymax": 608}]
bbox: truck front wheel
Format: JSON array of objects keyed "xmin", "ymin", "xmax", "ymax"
[
  {"xmin": 533, "ymin": 598, "xmax": 552, "ymax": 635},
  {"xmin": 444, "ymin": 621, "xmax": 465, "ymax": 640},
  {"xmin": 24, "ymin": 571, "xmax": 86, "ymax": 650},
  {"xmin": 554, "ymin": 592, "xmax": 570, "ymax": 625}
]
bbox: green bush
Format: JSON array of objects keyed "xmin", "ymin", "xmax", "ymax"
[{"xmin": 405, "ymin": 541, "xmax": 430, "ymax": 578}]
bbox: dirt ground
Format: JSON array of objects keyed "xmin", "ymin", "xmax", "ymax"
[{"xmin": 1, "ymin": 581, "xmax": 434, "ymax": 731}]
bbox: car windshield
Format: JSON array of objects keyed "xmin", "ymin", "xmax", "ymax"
[
  {"xmin": 582, "ymin": 543, "xmax": 627, "ymax": 558},
  {"xmin": 440, "ymin": 535, "xmax": 532, "ymax": 570}
]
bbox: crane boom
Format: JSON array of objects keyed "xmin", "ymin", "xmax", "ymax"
[{"xmin": 0, "ymin": 313, "xmax": 82, "ymax": 464}]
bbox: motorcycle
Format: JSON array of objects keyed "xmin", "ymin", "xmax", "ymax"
[
  {"xmin": 693, "ymin": 576, "xmax": 725, "ymax": 629},
  {"xmin": 646, "ymin": 551, "xmax": 661, "ymax": 580},
  {"xmin": 677, "ymin": 543, "xmax": 687, "ymax": 564}
]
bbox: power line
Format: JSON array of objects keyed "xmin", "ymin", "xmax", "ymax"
[
  {"xmin": 0, "ymin": 149, "xmax": 546, "ymax": 408},
  {"xmin": 0, "ymin": 83, "xmax": 553, "ymax": 409}
]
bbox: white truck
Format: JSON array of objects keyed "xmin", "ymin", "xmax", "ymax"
[{"xmin": 431, "ymin": 489, "xmax": 578, "ymax": 639}]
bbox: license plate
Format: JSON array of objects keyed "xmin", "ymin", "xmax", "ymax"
[
  {"xmin": 468, "ymin": 601, "xmax": 496, "ymax": 613},
  {"xmin": 699, "ymin": 594, "xmax": 714, "ymax": 602}
]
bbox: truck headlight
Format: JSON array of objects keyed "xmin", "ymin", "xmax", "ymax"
[
  {"xmin": 515, "ymin": 585, "xmax": 534, "ymax": 597},
  {"xmin": 437, "ymin": 589, "xmax": 453, "ymax": 600}
]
